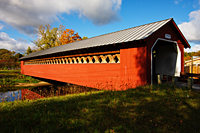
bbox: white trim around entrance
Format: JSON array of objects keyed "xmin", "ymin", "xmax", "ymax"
[{"xmin": 151, "ymin": 38, "xmax": 181, "ymax": 84}]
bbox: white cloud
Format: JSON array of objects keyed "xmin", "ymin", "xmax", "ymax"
[
  {"xmin": 0, "ymin": 23, "xmax": 3, "ymax": 30},
  {"xmin": 185, "ymin": 44, "xmax": 200, "ymax": 52},
  {"xmin": 0, "ymin": 32, "xmax": 35, "ymax": 53},
  {"xmin": 175, "ymin": 0, "xmax": 182, "ymax": 4},
  {"xmin": 0, "ymin": 0, "xmax": 122, "ymax": 35},
  {"xmin": 178, "ymin": 9, "xmax": 200, "ymax": 41}
]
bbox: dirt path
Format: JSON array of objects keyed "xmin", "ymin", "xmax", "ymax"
[{"xmin": 14, "ymin": 81, "xmax": 52, "ymax": 87}]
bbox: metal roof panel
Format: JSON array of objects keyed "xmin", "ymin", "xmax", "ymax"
[{"xmin": 20, "ymin": 18, "xmax": 173, "ymax": 60}]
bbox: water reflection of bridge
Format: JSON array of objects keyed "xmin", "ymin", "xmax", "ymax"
[{"xmin": 0, "ymin": 89, "xmax": 43, "ymax": 102}]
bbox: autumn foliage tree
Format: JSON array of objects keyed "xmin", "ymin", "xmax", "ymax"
[
  {"xmin": 29, "ymin": 25, "xmax": 83, "ymax": 54},
  {"xmin": 82, "ymin": 36, "xmax": 88, "ymax": 40},
  {"xmin": 184, "ymin": 52, "xmax": 192, "ymax": 61},
  {"xmin": 59, "ymin": 29, "xmax": 82, "ymax": 45},
  {"xmin": 184, "ymin": 50, "xmax": 200, "ymax": 61}
]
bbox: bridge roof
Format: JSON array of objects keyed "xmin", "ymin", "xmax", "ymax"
[{"xmin": 19, "ymin": 18, "xmax": 189, "ymax": 61}]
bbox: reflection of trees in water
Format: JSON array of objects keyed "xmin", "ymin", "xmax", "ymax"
[{"xmin": 32, "ymin": 84, "xmax": 98, "ymax": 97}]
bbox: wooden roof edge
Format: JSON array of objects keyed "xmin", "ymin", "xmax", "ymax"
[{"xmin": 170, "ymin": 19, "xmax": 191, "ymax": 48}]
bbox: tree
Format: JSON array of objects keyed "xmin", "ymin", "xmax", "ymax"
[
  {"xmin": 0, "ymin": 49, "xmax": 21, "ymax": 69},
  {"xmin": 59, "ymin": 29, "xmax": 82, "ymax": 45},
  {"xmin": 32, "ymin": 24, "xmax": 65, "ymax": 50},
  {"xmin": 15, "ymin": 53, "xmax": 23, "ymax": 59},
  {"xmin": 193, "ymin": 50, "xmax": 200, "ymax": 57},
  {"xmin": 183, "ymin": 51, "xmax": 200, "ymax": 61},
  {"xmin": 184, "ymin": 52, "xmax": 192, "ymax": 61},
  {"xmin": 82, "ymin": 36, "xmax": 88, "ymax": 40},
  {"xmin": 0, "ymin": 49, "xmax": 15, "ymax": 60},
  {"xmin": 28, "ymin": 24, "xmax": 83, "ymax": 55},
  {"xmin": 25, "ymin": 46, "xmax": 33, "ymax": 55}
]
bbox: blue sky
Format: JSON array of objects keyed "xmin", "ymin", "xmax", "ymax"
[{"xmin": 0, "ymin": 0, "xmax": 200, "ymax": 53}]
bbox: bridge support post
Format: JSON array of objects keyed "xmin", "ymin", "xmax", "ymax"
[
  {"xmin": 157, "ymin": 74, "xmax": 162, "ymax": 84},
  {"xmin": 172, "ymin": 76, "xmax": 178, "ymax": 86},
  {"xmin": 187, "ymin": 77, "xmax": 193, "ymax": 89}
]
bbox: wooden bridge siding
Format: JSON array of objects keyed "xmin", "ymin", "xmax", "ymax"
[
  {"xmin": 120, "ymin": 46, "xmax": 147, "ymax": 89},
  {"xmin": 21, "ymin": 47, "xmax": 147, "ymax": 90},
  {"xmin": 22, "ymin": 63, "xmax": 121, "ymax": 90}
]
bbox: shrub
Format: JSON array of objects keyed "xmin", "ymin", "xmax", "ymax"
[{"xmin": 3, "ymin": 66, "xmax": 8, "ymax": 70}]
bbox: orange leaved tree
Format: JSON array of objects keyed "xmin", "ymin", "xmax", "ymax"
[{"xmin": 59, "ymin": 29, "xmax": 82, "ymax": 45}]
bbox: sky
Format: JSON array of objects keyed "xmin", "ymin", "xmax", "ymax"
[{"xmin": 0, "ymin": 0, "xmax": 200, "ymax": 54}]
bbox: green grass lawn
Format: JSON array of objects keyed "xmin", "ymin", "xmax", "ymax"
[{"xmin": 0, "ymin": 84, "xmax": 200, "ymax": 133}]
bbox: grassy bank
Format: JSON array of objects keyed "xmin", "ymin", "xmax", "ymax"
[
  {"xmin": 0, "ymin": 84, "xmax": 200, "ymax": 133},
  {"xmin": 0, "ymin": 70, "xmax": 40, "ymax": 92}
]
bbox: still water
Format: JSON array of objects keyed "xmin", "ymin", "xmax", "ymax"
[
  {"xmin": 0, "ymin": 89, "xmax": 43, "ymax": 102},
  {"xmin": 0, "ymin": 85, "xmax": 98, "ymax": 102},
  {"xmin": 0, "ymin": 90, "xmax": 21, "ymax": 102}
]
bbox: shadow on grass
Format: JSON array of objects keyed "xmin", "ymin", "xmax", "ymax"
[{"xmin": 0, "ymin": 84, "xmax": 200, "ymax": 133}]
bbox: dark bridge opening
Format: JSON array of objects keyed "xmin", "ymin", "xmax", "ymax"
[{"xmin": 152, "ymin": 39, "xmax": 181, "ymax": 84}]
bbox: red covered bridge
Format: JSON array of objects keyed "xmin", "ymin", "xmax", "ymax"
[{"xmin": 19, "ymin": 18, "xmax": 190, "ymax": 90}]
